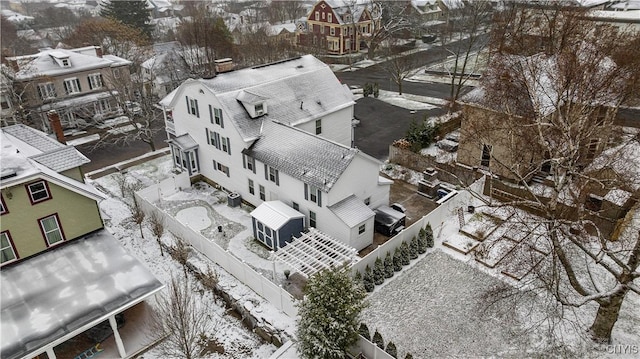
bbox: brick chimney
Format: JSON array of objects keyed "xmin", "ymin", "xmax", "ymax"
[
  {"xmin": 95, "ymin": 46, "xmax": 103, "ymax": 58},
  {"xmin": 47, "ymin": 110, "xmax": 66, "ymax": 144}
]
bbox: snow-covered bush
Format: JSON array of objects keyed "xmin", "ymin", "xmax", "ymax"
[
  {"xmin": 425, "ymin": 223, "xmax": 434, "ymax": 248},
  {"xmin": 384, "ymin": 252, "xmax": 394, "ymax": 278},
  {"xmin": 358, "ymin": 323, "xmax": 371, "ymax": 341},
  {"xmin": 401, "ymin": 242, "xmax": 410, "ymax": 265},
  {"xmin": 373, "ymin": 257, "xmax": 385, "ymax": 285},
  {"xmin": 386, "ymin": 341, "xmax": 398, "ymax": 358},
  {"xmin": 418, "ymin": 228, "xmax": 427, "ymax": 253},
  {"xmin": 363, "ymin": 265, "xmax": 375, "ymax": 292},
  {"xmin": 373, "ymin": 330, "xmax": 385, "ymax": 349},
  {"xmin": 393, "ymin": 248, "xmax": 403, "ymax": 271},
  {"xmin": 409, "ymin": 236, "xmax": 419, "ymax": 259}
]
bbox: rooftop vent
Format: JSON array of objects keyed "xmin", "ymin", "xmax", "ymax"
[{"xmin": 1, "ymin": 168, "xmax": 17, "ymax": 180}]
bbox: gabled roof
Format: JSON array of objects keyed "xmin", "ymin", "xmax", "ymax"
[
  {"xmin": 5, "ymin": 46, "xmax": 131, "ymax": 80},
  {"xmin": 251, "ymin": 201, "xmax": 305, "ymax": 230},
  {"xmin": 1, "ymin": 125, "xmax": 102, "ymax": 201},
  {"xmin": 243, "ymin": 121, "xmax": 358, "ymax": 192},
  {"xmin": 160, "ymin": 55, "xmax": 354, "ymax": 141},
  {"xmin": 328, "ymin": 194, "xmax": 375, "ymax": 227}
]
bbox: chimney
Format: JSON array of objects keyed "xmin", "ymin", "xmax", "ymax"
[
  {"xmin": 47, "ymin": 110, "xmax": 66, "ymax": 144},
  {"xmin": 95, "ymin": 46, "xmax": 103, "ymax": 58}
]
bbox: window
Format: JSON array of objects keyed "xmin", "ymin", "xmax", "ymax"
[
  {"xmin": 40, "ymin": 214, "xmax": 65, "ymax": 246},
  {"xmin": 315, "ymin": 119, "xmax": 322, "ymax": 135},
  {"xmin": 358, "ymin": 224, "xmax": 366, "ymax": 234},
  {"xmin": 186, "ymin": 96, "xmax": 200, "ymax": 117},
  {"xmin": 1, "ymin": 231, "xmax": 17, "ymax": 265},
  {"xmin": 0, "ymin": 194, "xmax": 7, "ymax": 215},
  {"xmin": 243, "ymin": 154, "xmax": 256, "ymax": 173},
  {"xmin": 310, "ymin": 211, "xmax": 316, "ymax": 228},
  {"xmin": 304, "ymin": 184, "xmax": 322, "ymax": 206},
  {"xmin": 207, "ymin": 130, "xmax": 219, "ymax": 149},
  {"xmin": 364, "ymin": 197, "xmax": 370, "ymax": 206},
  {"xmin": 322, "ymin": 12, "xmax": 325, "ymax": 20},
  {"xmin": 330, "ymin": 27, "xmax": 335, "ymax": 36},
  {"xmin": 213, "ymin": 161, "xmax": 230, "ymax": 177},
  {"xmin": 27, "ymin": 181, "xmax": 51, "ymax": 204},
  {"xmin": 96, "ymin": 98, "xmax": 110, "ymax": 114},
  {"xmin": 586, "ymin": 139, "xmax": 599, "ymax": 161},
  {"xmin": 214, "ymin": 107, "xmax": 224, "ymax": 127},
  {"xmin": 248, "ymin": 179, "xmax": 255, "ymax": 195},
  {"xmin": 315, "ymin": 11, "xmax": 319, "ymax": 20},
  {"xmin": 328, "ymin": 13, "xmax": 332, "ymax": 22},
  {"xmin": 61, "ymin": 58, "xmax": 70, "ymax": 67},
  {"xmin": 345, "ymin": 14, "xmax": 351, "ymax": 22},
  {"xmin": 221, "ymin": 137, "xmax": 231, "ymax": 155},
  {"xmin": 265, "ymin": 165, "xmax": 279, "ymax": 185},
  {"xmin": 292, "ymin": 202, "xmax": 299, "ymax": 211},
  {"xmin": 38, "ymin": 82, "xmax": 56, "ymax": 100},
  {"xmin": 255, "ymin": 103, "xmax": 264, "ymax": 116},
  {"xmin": 63, "ymin": 78, "xmax": 81, "ymax": 95},
  {"xmin": 88, "ymin": 73, "xmax": 103, "ymax": 89},
  {"xmin": 321, "ymin": 25, "xmax": 324, "ymax": 34},
  {"xmin": 259, "ymin": 185, "xmax": 265, "ymax": 201},
  {"xmin": 481, "ymin": 144, "xmax": 492, "ymax": 167}
]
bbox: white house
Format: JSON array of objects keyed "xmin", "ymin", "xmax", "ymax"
[{"xmin": 159, "ymin": 55, "xmax": 391, "ymax": 250}]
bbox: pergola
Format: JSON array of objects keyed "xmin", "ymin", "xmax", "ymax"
[{"xmin": 273, "ymin": 228, "xmax": 357, "ymax": 278}]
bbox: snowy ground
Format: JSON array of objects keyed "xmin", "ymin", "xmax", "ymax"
[{"xmin": 90, "ymin": 155, "xmax": 296, "ymax": 359}]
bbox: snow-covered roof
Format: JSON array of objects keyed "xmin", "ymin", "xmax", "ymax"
[
  {"xmin": 611, "ymin": 0, "xmax": 640, "ymax": 10},
  {"xmin": 251, "ymin": 201, "xmax": 305, "ymax": 231},
  {"xmin": 587, "ymin": 9, "xmax": 640, "ymax": 21},
  {"xmin": 328, "ymin": 194, "xmax": 375, "ymax": 227},
  {"xmin": 243, "ymin": 121, "xmax": 357, "ymax": 193},
  {"xmin": 160, "ymin": 55, "xmax": 354, "ymax": 141},
  {"xmin": 5, "ymin": 46, "xmax": 131, "ymax": 80},
  {"xmin": 167, "ymin": 133, "xmax": 198, "ymax": 151},
  {"xmin": 323, "ymin": 0, "xmax": 372, "ymax": 24},
  {"xmin": 36, "ymin": 90, "xmax": 114, "ymax": 112},
  {"xmin": 0, "ymin": 231, "xmax": 164, "ymax": 359},
  {"xmin": 0, "ymin": 125, "xmax": 103, "ymax": 201}
]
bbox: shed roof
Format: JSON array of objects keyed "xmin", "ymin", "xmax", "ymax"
[
  {"xmin": 328, "ymin": 194, "xmax": 375, "ymax": 227},
  {"xmin": 0, "ymin": 231, "xmax": 164, "ymax": 359},
  {"xmin": 250, "ymin": 201, "xmax": 305, "ymax": 231}
]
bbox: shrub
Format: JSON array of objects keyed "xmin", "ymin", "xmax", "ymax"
[
  {"xmin": 384, "ymin": 252, "xmax": 394, "ymax": 278},
  {"xmin": 409, "ymin": 236, "xmax": 419, "ymax": 259},
  {"xmin": 406, "ymin": 120, "xmax": 440, "ymax": 151},
  {"xmin": 358, "ymin": 323, "xmax": 371, "ymax": 341},
  {"xmin": 417, "ymin": 229, "xmax": 427, "ymax": 254},
  {"xmin": 373, "ymin": 82, "xmax": 379, "ymax": 98},
  {"xmin": 363, "ymin": 265, "xmax": 375, "ymax": 292},
  {"xmin": 372, "ymin": 330, "xmax": 384, "ymax": 349},
  {"xmin": 400, "ymin": 242, "xmax": 410, "ymax": 265},
  {"xmin": 393, "ymin": 248, "xmax": 403, "ymax": 271},
  {"xmin": 405, "ymin": 354, "xmax": 413, "ymax": 359},
  {"xmin": 425, "ymin": 223, "xmax": 434, "ymax": 248},
  {"xmin": 373, "ymin": 257, "xmax": 385, "ymax": 285},
  {"xmin": 386, "ymin": 341, "xmax": 398, "ymax": 358},
  {"xmin": 354, "ymin": 270, "xmax": 363, "ymax": 287}
]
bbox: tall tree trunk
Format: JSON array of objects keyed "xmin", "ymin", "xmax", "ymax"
[{"xmin": 589, "ymin": 289, "xmax": 627, "ymax": 343}]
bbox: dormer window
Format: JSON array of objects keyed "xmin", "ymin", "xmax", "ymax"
[
  {"xmin": 237, "ymin": 90, "xmax": 268, "ymax": 118},
  {"xmin": 61, "ymin": 59, "xmax": 70, "ymax": 67},
  {"xmin": 255, "ymin": 103, "xmax": 264, "ymax": 116},
  {"xmin": 49, "ymin": 51, "xmax": 71, "ymax": 68}
]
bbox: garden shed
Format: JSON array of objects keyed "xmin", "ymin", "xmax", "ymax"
[{"xmin": 250, "ymin": 201, "xmax": 305, "ymax": 251}]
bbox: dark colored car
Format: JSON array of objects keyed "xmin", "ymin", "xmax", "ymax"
[{"xmin": 374, "ymin": 205, "xmax": 406, "ymax": 236}]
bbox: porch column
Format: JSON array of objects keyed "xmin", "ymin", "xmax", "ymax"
[
  {"xmin": 109, "ymin": 315, "xmax": 127, "ymax": 358},
  {"xmin": 46, "ymin": 347, "xmax": 57, "ymax": 359}
]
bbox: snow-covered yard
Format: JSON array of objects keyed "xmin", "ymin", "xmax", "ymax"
[{"xmin": 90, "ymin": 154, "xmax": 296, "ymax": 358}]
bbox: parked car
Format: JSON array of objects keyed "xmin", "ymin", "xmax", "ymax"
[
  {"xmin": 124, "ymin": 101, "xmax": 142, "ymax": 116},
  {"xmin": 374, "ymin": 205, "xmax": 406, "ymax": 236}
]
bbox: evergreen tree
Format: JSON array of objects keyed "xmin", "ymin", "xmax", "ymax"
[
  {"xmin": 100, "ymin": 0, "xmax": 153, "ymax": 38},
  {"xmin": 372, "ymin": 330, "xmax": 385, "ymax": 349},
  {"xmin": 417, "ymin": 228, "xmax": 427, "ymax": 254},
  {"xmin": 405, "ymin": 354, "xmax": 414, "ymax": 359},
  {"xmin": 363, "ymin": 265, "xmax": 375, "ymax": 292},
  {"xmin": 297, "ymin": 266, "xmax": 368, "ymax": 359},
  {"xmin": 373, "ymin": 257, "xmax": 385, "ymax": 285},
  {"xmin": 393, "ymin": 247, "xmax": 403, "ymax": 271},
  {"xmin": 358, "ymin": 323, "xmax": 371, "ymax": 340},
  {"xmin": 400, "ymin": 242, "xmax": 410, "ymax": 265},
  {"xmin": 354, "ymin": 271, "xmax": 363, "ymax": 288},
  {"xmin": 386, "ymin": 341, "xmax": 398, "ymax": 358},
  {"xmin": 425, "ymin": 223, "xmax": 434, "ymax": 248},
  {"xmin": 384, "ymin": 251, "xmax": 394, "ymax": 278},
  {"xmin": 409, "ymin": 236, "xmax": 419, "ymax": 259}
]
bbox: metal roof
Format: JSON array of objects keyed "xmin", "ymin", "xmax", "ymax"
[
  {"xmin": 328, "ymin": 194, "xmax": 375, "ymax": 227},
  {"xmin": 250, "ymin": 201, "xmax": 305, "ymax": 231},
  {"xmin": 0, "ymin": 231, "xmax": 164, "ymax": 359}
]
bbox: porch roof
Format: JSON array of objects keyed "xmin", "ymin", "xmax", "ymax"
[
  {"xmin": 167, "ymin": 133, "xmax": 198, "ymax": 151},
  {"xmin": 0, "ymin": 230, "xmax": 164, "ymax": 359}
]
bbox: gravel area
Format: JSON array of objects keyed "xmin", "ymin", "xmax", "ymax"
[{"xmin": 362, "ymin": 250, "xmax": 531, "ymax": 358}]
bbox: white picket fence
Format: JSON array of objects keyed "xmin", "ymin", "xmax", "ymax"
[
  {"xmin": 135, "ymin": 174, "xmax": 298, "ymax": 317},
  {"xmin": 351, "ymin": 177, "xmax": 485, "ymax": 275}
]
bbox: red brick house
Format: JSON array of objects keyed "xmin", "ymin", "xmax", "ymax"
[{"xmin": 297, "ymin": 0, "xmax": 381, "ymax": 55}]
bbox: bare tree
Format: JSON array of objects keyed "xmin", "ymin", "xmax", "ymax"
[
  {"xmin": 265, "ymin": 0, "xmax": 305, "ymax": 23},
  {"xmin": 235, "ymin": 24, "xmax": 300, "ymax": 67},
  {"xmin": 438, "ymin": 0, "xmax": 492, "ymax": 111},
  {"xmin": 148, "ymin": 211, "xmax": 165, "ymax": 257},
  {"xmin": 360, "ymin": 0, "xmax": 417, "ymax": 59},
  {"xmin": 171, "ymin": 237, "xmax": 190, "ymax": 278},
  {"xmin": 149, "ymin": 276, "xmax": 217, "ymax": 359},
  {"xmin": 378, "ymin": 39, "xmax": 423, "ymax": 95},
  {"xmin": 460, "ymin": 7, "xmax": 640, "ymax": 345}
]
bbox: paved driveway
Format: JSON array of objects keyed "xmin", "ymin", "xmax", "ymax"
[{"xmin": 354, "ymin": 97, "xmax": 445, "ymax": 160}]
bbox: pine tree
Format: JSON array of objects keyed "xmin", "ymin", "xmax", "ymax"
[
  {"xmin": 386, "ymin": 341, "xmax": 398, "ymax": 358},
  {"xmin": 363, "ymin": 265, "xmax": 375, "ymax": 292},
  {"xmin": 393, "ymin": 247, "xmax": 403, "ymax": 271},
  {"xmin": 418, "ymin": 228, "xmax": 427, "ymax": 253},
  {"xmin": 358, "ymin": 323, "xmax": 371, "ymax": 340},
  {"xmin": 400, "ymin": 242, "xmax": 410, "ymax": 265},
  {"xmin": 409, "ymin": 236, "xmax": 419, "ymax": 259},
  {"xmin": 373, "ymin": 257, "xmax": 385, "ymax": 285},
  {"xmin": 425, "ymin": 223, "xmax": 434, "ymax": 248},
  {"xmin": 372, "ymin": 330, "xmax": 385, "ymax": 349},
  {"xmin": 384, "ymin": 251, "xmax": 394, "ymax": 278},
  {"xmin": 100, "ymin": 0, "xmax": 153, "ymax": 38},
  {"xmin": 297, "ymin": 266, "xmax": 368, "ymax": 359},
  {"xmin": 354, "ymin": 271, "xmax": 363, "ymax": 288}
]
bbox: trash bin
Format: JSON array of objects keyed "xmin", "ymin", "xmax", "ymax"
[{"xmin": 227, "ymin": 192, "xmax": 241, "ymax": 207}]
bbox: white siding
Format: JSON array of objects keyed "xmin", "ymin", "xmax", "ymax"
[{"xmin": 294, "ymin": 106, "xmax": 353, "ymax": 147}]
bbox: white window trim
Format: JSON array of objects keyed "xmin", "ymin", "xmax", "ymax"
[
  {"xmin": 28, "ymin": 181, "xmax": 51, "ymax": 203},
  {"xmin": 40, "ymin": 215, "xmax": 65, "ymax": 246},
  {"xmin": 1, "ymin": 231, "xmax": 17, "ymax": 265},
  {"xmin": 88, "ymin": 73, "xmax": 103, "ymax": 89},
  {"xmin": 38, "ymin": 82, "xmax": 56, "ymax": 100},
  {"xmin": 64, "ymin": 78, "xmax": 81, "ymax": 94}
]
